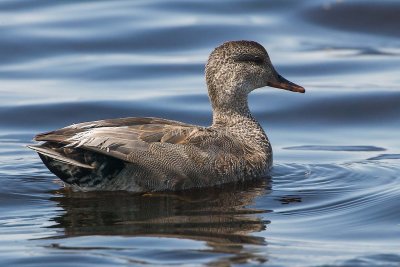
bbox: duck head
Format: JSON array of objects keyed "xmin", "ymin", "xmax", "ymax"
[{"xmin": 205, "ymin": 40, "xmax": 304, "ymax": 109}]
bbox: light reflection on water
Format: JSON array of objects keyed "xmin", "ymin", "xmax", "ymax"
[{"xmin": 0, "ymin": 0, "xmax": 400, "ymax": 266}]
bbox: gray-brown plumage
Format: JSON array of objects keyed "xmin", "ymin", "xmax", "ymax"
[{"xmin": 28, "ymin": 40, "xmax": 305, "ymax": 192}]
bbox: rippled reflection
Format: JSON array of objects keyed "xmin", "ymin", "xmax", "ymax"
[{"xmin": 46, "ymin": 179, "xmax": 272, "ymax": 265}]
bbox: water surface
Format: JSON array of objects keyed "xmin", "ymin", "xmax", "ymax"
[{"xmin": 1, "ymin": 0, "xmax": 400, "ymax": 266}]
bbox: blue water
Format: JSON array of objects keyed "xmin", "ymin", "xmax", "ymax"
[{"xmin": 1, "ymin": 0, "xmax": 400, "ymax": 266}]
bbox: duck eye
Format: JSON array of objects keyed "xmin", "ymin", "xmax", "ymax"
[
  {"xmin": 253, "ymin": 56, "xmax": 264, "ymax": 64},
  {"xmin": 234, "ymin": 55, "xmax": 264, "ymax": 64}
]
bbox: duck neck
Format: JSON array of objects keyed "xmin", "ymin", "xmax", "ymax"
[
  {"xmin": 211, "ymin": 94, "xmax": 258, "ymax": 129},
  {"xmin": 211, "ymin": 94, "xmax": 270, "ymax": 158},
  {"xmin": 209, "ymin": 86, "xmax": 271, "ymax": 165}
]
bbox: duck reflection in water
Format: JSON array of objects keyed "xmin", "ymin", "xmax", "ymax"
[{"xmin": 47, "ymin": 179, "xmax": 273, "ymax": 265}]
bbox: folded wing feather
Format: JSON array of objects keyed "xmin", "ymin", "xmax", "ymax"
[{"xmin": 34, "ymin": 117, "xmax": 201, "ymax": 163}]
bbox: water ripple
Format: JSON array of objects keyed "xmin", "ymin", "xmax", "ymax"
[
  {"xmin": 304, "ymin": 1, "xmax": 400, "ymax": 38},
  {"xmin": 1, "ymin": 0, "xmax": 400, "ymax": 266}
]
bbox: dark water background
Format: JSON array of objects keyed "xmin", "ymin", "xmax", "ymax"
[{"xmin": 1, "ymin": 0, "xmax": 400, "ymax": 266}]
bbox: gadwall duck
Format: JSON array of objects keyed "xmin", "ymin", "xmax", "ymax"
[{"xmin": 28, "ymin": 40, "xmax": 305, "ymax": 192}]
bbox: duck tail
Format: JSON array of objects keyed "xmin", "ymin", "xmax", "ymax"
[
  {"xmin": 27, "ymin": 145, "xmax": 94, "ymax": 169},
  {"xmin": 27, "ymin": 143, "xmax": 125, "ymax": 188}
]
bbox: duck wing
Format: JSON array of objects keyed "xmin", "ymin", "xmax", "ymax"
[{"xmin": 33, "ymin": 117, "xmax": 201, "ymax": 162}]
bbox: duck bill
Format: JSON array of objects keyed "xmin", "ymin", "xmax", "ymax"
[{"xmin": 267, "ymin": 73, "xmax": 305, "ymax": 93}]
